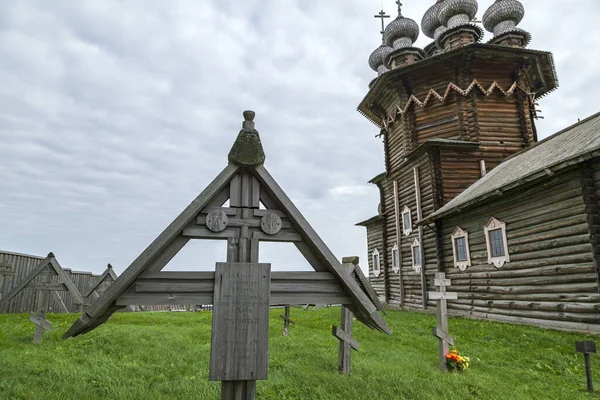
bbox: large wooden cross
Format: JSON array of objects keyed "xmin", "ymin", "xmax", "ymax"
[
  {"xmin": 428, "ymin": 272, "xmax": 457, "ymax": 371},
  {"xmin": 64, "ymin": 111, "xmax": 390, "ymax": 400}
]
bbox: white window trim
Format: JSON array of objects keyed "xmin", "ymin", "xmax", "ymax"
[
  {"xmin": 484, "ymin": 217, "xmax": 510, "ymax": 268},
  {"xmin": 411, "ymin": 238, "xmax": 422, "ymax": 273},
  {"xmin": 391, "ymin": 243, "xmax": 400, "ymax": 273},
  {"xmin": 451, "ymin": 226, "xmax": 471, "ymax": 271},
  {"xmin": 372, "ymin": 248, "xmax": 381, "ymax": 277},
  {"xmin": 402, "ymin": 206, "xmax": 412, "ymax": 236}
]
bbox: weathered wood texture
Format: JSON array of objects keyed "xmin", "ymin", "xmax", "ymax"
[
  {"xmin": 333, "ymin": 306, "xmax": 357, "ymax": 375},
  {"xmin": 582, "ymin": 159, "xmax": 600, "ymax": 298},
  {"xmin": 364, "ymin": 219, "xmax": 385, "ymax": 303},
  {"xmin": 209, "ymin": 262, "xmax": 270, "ymax": 382},
  {"xmin": 439, "ymin": 168, "xmax": 600, "ymax": 331}
]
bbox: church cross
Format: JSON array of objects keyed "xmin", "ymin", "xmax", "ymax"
[{"xmin": 374, "ymin": 9, "xmax": 390, "ymax": 36}]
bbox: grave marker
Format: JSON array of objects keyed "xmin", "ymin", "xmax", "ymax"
[
  {"xmin": 575, "ymin": 340, "xmax": 596, "ymax": 392},
  {"xmin": 0, "ymin": 253, "xmax": 84, "ymax": 343},
  {"xmin": 64, "ymin": 111, "xmax": 390, "ymax": 400},
  {"xmin": 428, "ymin": 272, "xmax": 457, "ymax": 372},
  {"xmin": 279, "ymin": 305, "xmax": 295, "ymax": 336}
]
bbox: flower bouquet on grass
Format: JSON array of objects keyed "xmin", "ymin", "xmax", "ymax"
[{"xmin": 446, "ymin": 349, "xmax": 470, "ymax": 372}]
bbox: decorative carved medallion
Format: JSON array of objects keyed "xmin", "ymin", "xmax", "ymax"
[
  {"xmin": 260, "ymin": 212, "xmax": 282, "ymax": 235},
  {"xmin": 205, "ymin": 210, "xmax": 228, "ymax": 232}
]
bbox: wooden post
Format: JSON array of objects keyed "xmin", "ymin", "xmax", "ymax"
[
  {"xmin": 575, "ymin": 341, "xmax": 596, "ymax": 392},
  {"xmin": 413, "ymin": 167, "xmax": 427, "ymax": 309},
  {"xmin": 428, "ymin": 272, "xmax": 457, "ymax": 371},
  {"xmin": 32, "ymin": 273, "xmax": 53, "ymax": 344},
  {"xmin": 219, "ymin": 173, "xmax": 261, "ymax": 400},
  {"xmin": 279, "ymin": 305, "xmax": 295, "ymax": 336},
  {"xmin": 393, "ymin": 181, "xmax": 405, "ymax": 305},
  {"xmin": 332, "ymin": 305, "xmax": 358, "ymax": 375}
]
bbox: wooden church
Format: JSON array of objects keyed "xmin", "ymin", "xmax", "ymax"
[{"xmin": 357, "ymin": 0, "xmax": 599, "ymax": 332}]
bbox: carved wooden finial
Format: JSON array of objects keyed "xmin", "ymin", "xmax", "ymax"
[
  {"xmin": 228, "ymin": 110, "xmax": 266, "ymax": 166},
  {"xmin": 107, "ymin": 263, "xmax": 113, "ymax": 269},
  {"xmin": 47, "ymin": 252, "xmax": 55, "ymax": 258}
]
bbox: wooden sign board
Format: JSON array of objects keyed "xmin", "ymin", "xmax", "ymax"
[
  {"xmin": 576, "ymin": 341, "xmax": 597, "ymax": 354},
  {"xmin": 209, "ymin": 262, "xmax": 270, "ymax": 381}
]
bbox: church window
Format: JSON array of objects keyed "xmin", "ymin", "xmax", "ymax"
[
  {"xmin": 372, "ymin": 248, "xmax": 381, "ymax": 277},
  {"xmin": 484, "ymin": 218, "xmax": 510, "ymax": 268},
  {"xmin": 411, "ymin": 239, "xmax": 421, "ymax": 272},
  {"xmin": 451, "ymin": 227, "xmax": 471, "ymax": 271},
  {"xmin": 391, "ymin": 244, "xmax": 400, "ymax": 273},
  {"xmin": 402, "ymin": 206, "xmax": 412, "ymax": 236}
]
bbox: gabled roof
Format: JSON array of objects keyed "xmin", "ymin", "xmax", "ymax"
[
  {"xmin": 424, "ymin": 112, "xmax": 600, "ymax": 222},
  {"xmin": 0, "ymin": 253, "xmax": 85, "ymax": 306},
  {"xmin": 82, "ymin": 264, "xmax": 117, "ymax": 298},
  {"xmin": 64, "ymin": 111, "xmax": 390, "ymax": 338}
]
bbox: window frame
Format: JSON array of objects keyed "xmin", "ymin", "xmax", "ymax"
[
  {"xmin": 411, "ymin": 238, "xmax": 422, "ymax": 272},
  {"xmin": 391, "ymin": 243, "xmax": 400, "ymax": 273},
  {"xmin": 372, "ymin": 248, "xmax": 381, "ymax": 277},
  {"xmin": 402, "ymin": 206, "xmax": 412, "ymax": 236},
  {"xmin": 451, "ymin": 226, "xmax": 471, "ymax": 271},
  {"xmin": 484, "ymin": 217, "xmax": 510, "ymax": 268}
]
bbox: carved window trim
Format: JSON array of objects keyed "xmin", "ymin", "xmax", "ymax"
[
  {"xmin": 411, "ymin": 238, "xmax": 422, "ymax": 273},
  {"xmin": 451, "ymin": 226, "xmax": 471, "ymax": 271},
  {"xmin": 484, "ymin": 217, "xmax": 510, "ymax": 268},
  {"xmin": 402, "ymin": 206, "xmax": 412, "ymax": 236},
  {"xmin": 391, "ymin": 243, "xmax": 400, "ymax": 273},
  {"xmin": 372, "ymin": 248, "xmax": 381, "ymax": 277}
]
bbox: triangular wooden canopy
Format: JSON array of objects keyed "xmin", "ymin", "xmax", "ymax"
[
  {"xmin": 82, "ymin": 264, "xmax": 118, "ymax": 299},
  {"xmin": 0, "ymin": 253, "xmax": 85, "ymax": 309},
  {"xmin": 65, "ymin": 111, "xmax": 390, "ymax": 338}
]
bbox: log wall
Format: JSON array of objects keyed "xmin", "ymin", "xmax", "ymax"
[
  {"xmin": 582, "ymin": 159, "xmax": 600, "ymax": 296},
  {"xmin": 439, "ymin": 168, "xmax": 600, "ymax": 332},
  {"xmin": 365, "ymin": 220, "xmax": 385, "ymax": 303}
]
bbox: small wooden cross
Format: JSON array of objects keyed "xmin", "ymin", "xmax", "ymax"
[
  {"xmin": 575, "ymin": 341, "xmax": 596, "ymax": 392},
  {"xmin": 428, "ymin": 272, "xmax": 458, "ymax": 372},
  {"xmin": 279, "ymin": 305, "xmax": 295, "ymax": 336},
  {"xmin": 332, "ymin": 306, "xmax": 359, "ymax": 375},
  {"xmin": 374, "ymin": 9, "xmax": 390, "ymax": 36},
  {"xmin": 30, "ymin": 272, "xmax": 55, "ymax": 344}
]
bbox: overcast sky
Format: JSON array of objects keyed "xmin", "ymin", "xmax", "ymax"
[{"xmin": 1, "ymin": 0, "xmax": 599, "ymax": 276}]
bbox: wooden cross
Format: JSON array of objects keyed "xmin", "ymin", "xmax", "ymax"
[
  {"xmin": 428, "ymin": 272, "xmax": 457, "ymax": 372},
  {"xmin": 374, "ymin": 9, "xmax": 390, "ymax": 36},
  {"xmin": 575, "ymin": 341, "xmax": 596, "ymax": 392},
  {"xmin": 332, "ymin": 306, "xmax": 358, "ymax": 375},
  {"xmin": 279, "ymin": 305, "xmax": 295, "ymax": 336},
  {"xmin": 30, "ymin": 272, "xmax": 54, "ymax": 344}
]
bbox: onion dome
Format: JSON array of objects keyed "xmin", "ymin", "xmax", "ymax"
[
  {"xmin": 438, "ymin": 0, "xmax": 478, "ymax": 29},
  {"xmin": 482, "ymin": 0, "xmax": 525, "ymax": 37},
  {"xmin": 369, "ymin": 42, "xmax": 393, "ymax": 75},
  {"xmin": 422, "ymin": 0, "xmax": 447, "ymax": 40},
  {"xmin": 383, "ymin": 3, "xmax": 420, "ymax": 50}
]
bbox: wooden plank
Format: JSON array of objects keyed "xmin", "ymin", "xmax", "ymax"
[
  {"xmin": 428, "ymin": 292, "xmax": 458, "ymax": 300},
  {"xmin": 51, "ymin": 291, "xmax": 70, "ymax": 313},
  {"xmin": 253, "ymin": 165, "xmax": 390, "ymax": 334},
  {"xmin": 64, "ymin": 164, "xmax": 240, "ymax": 339},
  {"xmin": 393, "ymin": 180, "xmax": 405, "ymax": 304},
  {"xmin": 251, "ymin": 230, "xmax": 303, "ymax": 242},
  {"xmin": 209, "ymin": 262, "xmax": 270, "ymax": 381},
  {"xmin": 29, "ymin": 312, "xmax": 52, "ymax": 331},
  {"xmin": 294, "ymin": 242, "xmax": 328, "ymax": 272},
  {"xmin": 432, "ymin": 327, "xmax": 454, "ymax": 346},
  {"xmin": 139, "ymin": 271, "xmax": 336, "ymax": 281},
  {"xmin": 146, "ymin": 236, "xmax": 190, "ymax": 273},
  {"xmin": 33, "ymin": 273, "xmax": 52, "ymax": 344},
  {"xmin": 25, "ymin": 283, "xmax": 68, "ymax": 291},
  {"xmin": 332, "ymin": 325, "xmax": 359, "ymax": 351},
  {"xmin": 49, "ymin": 257, "xmax": 85, "ymax": 305},
  {"xmin": 414, "ymin": 167, "xmax": 427, "ymax": 309},
  {"xmin": 183, "ymin": 226, "xmax": 238, "ymax": 239}
]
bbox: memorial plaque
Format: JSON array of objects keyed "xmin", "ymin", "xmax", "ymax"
[{"xmin": 209, "ymin": 262, "xmax": 271, "ymax": 381}]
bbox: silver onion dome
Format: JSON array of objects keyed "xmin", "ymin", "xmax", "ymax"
[
  {"xmin": 438, "ymin": 0, "xmax": 478, "ymax": 29},
  {"xmin": 422, "ymin": 1, "xmax": 447, "ymax": 40},
  {"xmin": 482, "ymin": 0, "xmax": 525, "ymax": 36},
  {"xmin": 369, "ymin": 43, "xmax": 393, "ymax": 75},
  {"xmin": 383, "ymin": 4, "xmax": 420, "ymax": 50}
]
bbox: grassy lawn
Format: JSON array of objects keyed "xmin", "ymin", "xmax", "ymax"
[{"xmin": 0, "ymin": 308, "xmax": 598, "ymax": 399}]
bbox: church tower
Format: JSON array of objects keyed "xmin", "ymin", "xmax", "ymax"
[{"xmin": 357, "ymin": 1, "xmax": 558, "ymax": 309}]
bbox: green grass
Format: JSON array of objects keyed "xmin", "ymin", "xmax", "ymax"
[{"xmin": 0, "ymin": 308, "xmax": 598, "ymax": 399}]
